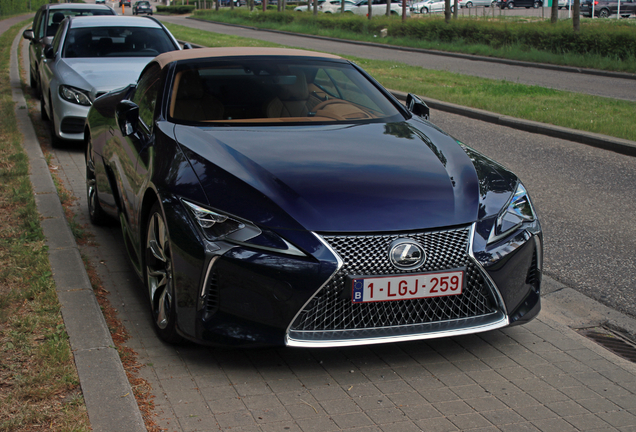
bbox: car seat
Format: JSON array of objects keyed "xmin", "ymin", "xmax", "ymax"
[
  {"xmin": 172, "ymin": 70, "xmax": 224, "ymax": 121},
  {"xmin": 265, "ymin": 68, "xmax": 310, "ymax": 118},
  {"xmin": 47, "ymin": 12, "xmax": 65, "ymax": 37}
]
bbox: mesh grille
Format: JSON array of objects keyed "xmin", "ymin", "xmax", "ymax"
[{"xmin": 291, "ymin": 226, "xmax": 497, "ymax": 332}]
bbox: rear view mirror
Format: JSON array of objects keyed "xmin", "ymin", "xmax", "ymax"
[
  {"xmin": 23, "ymin": 29, "xmax": 34, "ymax": 40},
  {"xmin": 406, "ymin": 93, "xmax": 430, "ymax": 120},
  {"xmin": 183, "ymin": 42, "xmax": 193, "ymax": 50},
  {"xmin": 115, "ymin": 100, "xmax": 140, "ymax": 137},
  {"xmin": 44, "ymin": 45, "xmax": 55, "ymax": 60}
]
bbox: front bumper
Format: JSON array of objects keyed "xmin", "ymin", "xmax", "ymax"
[{"xmin": 168, "ymin": 206, "xmax": 541, "ymax": 347}]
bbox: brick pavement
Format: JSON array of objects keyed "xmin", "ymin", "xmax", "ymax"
[{"xmin": 48, "ymin": 138, "xmax": 636, "ymax": 432}]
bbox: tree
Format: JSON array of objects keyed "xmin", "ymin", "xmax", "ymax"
[
  {"xmin": 314, "ymin": 0, "xmax": 318, "ymax": 14},
  {"xmin": 368, "ymin": 0, "xmax": 373, "ymax": 19},
  {"xmin": 551, "ymin": 0, "xmax": 558, "ymax": 22},
  {"xmin": 573, "ymin": 0, "xmax": 580, "ymax": 32},
  {"xmin": 386, "ymin": 0, "xmax": 391, "ymax": 16},
  {"xmin": 445, "ymin": 0, "xmax": 451, "ymax": 22},
  {"xmin": 453, "ymin": 0, "xmax": 458, "ymax": 17}
]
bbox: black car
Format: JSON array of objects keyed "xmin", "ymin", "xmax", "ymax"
[
  {"xmin": 21, "ymin": 3, "xmax": 116, "ymax": 96},
  {"xmin": 85, "ymin": 47, "xmax": 542, "ymax": 348},
  {"xmin": 497, "ymin": 0, "xmax": 541, "ymax": 7},
  {"xmin": 133, "ymin": 0, "xmax": 153, "ymax": 14},
  {"xmin": 580, "ymin": 0, "xmax": 635, "ymax": 16},
  {"xmin": 120, "ymin": 0, "xmax": 132, "ymax": 6}
]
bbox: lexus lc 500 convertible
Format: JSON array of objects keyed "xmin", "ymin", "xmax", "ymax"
[{"xmin": 85, "ymin": 47, "xmax": 542, "ymax": 347}]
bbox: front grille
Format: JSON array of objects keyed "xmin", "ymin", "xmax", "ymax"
[
  {"xmin": 290, "ymin": 227, "xmax": 499, "ymax": 335},
  {"xmin": 60, "ymin": 117, "xmax": 85, "ymax": 134}
]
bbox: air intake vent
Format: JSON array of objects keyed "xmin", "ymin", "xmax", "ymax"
[{"xmin": 204, "ymin": 269, "xmax": 219, "ymax": 316}]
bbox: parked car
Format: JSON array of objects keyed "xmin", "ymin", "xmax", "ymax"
[
  {"xmin": 22, "ymin": 3, "xmax": 116, "ymax": 96},
  {"xmin": 349, "ymin": 0, "xmax": 410, "ymax": 16},
  {"xmin": 120, "ymin": 0, "xmax": 132, "ymax": 7},
  {"xmin": 320, "ymin": 0, "xmax": 358, "ymax": 12},
  {"xmin": 411, "ymin": 0, "xmax": 461, "ymax": 13},
  {"xmin": 133, "ymin": 1, "xmax": 153, "ymax": 15},
  {"xmin": 39, "ymin": 16, "xmax": 182, "ymax": 146},
  {"xmin": 294, "ymin": 1, "xmax": 326, "ymax": 11},
  {"xmin": 84, "ymin": 47, "xmax": 542, "ymax": 347},
  {"xmin": 463, "ymin": 0, "xmax": 493, "ymax": 7},
  {"xmin": 580, "ymin": 0, "xmax": 635, "ymax": 16},
  {"xmin": 497, "ymin": 0, "xmax": 542, "ymax": 7},
  {"xmin": 96, "ymin": 0, "xmax": 106, "ymax": 3},
  {"xmin": 220, "ymin": 0, "xmax": 241, "ymax": 6}
]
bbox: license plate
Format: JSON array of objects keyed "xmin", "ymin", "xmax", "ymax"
[{"xmin": 351, "ymin": 270, "xmax": 464, "ymax": 303}]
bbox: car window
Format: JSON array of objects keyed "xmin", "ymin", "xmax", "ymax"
[
  {"xmin": 131, "ymin": 64, "xmax": 162, "ymax": 132},
  {"xmin": 63, "ymin": 26, "xmax": 175, "ymax": 58},
  {"xmin": 168, "ymin": 59, "xmax": 403, "ymax": 125},
  {"xmin": 51, "ymin": 24, "xmax": 65, "ymax": 54},
  {"xmin": 46, "ymin": 9, "xmax": 115, "ymax": 37},
  {"xmin": 34, "ymin": 10, "xmax": 46, "ymax": 39}
]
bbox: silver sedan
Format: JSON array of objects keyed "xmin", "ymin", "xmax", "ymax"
[{"xmin": 39, "ymin": 15, "xmax": 181, "ymax": 145}]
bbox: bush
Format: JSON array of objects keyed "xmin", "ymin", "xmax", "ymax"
[
  {"xmin": 156, "ymin": 5, "xmax": 196, "ymax": 14},
  {"xmin": 0, "ymin": 0, "xmax": 49, "ymax": 16},
  {"xmin": 191, "ymin": 9, "xmax": 636, "ymax": 61}
]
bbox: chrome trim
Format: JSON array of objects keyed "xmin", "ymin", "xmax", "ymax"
[
  {"xmin": 200, "ymin": 256, "xmax": 220, "ymax": 298},
  {"xmin": 286, "ymin": 315, "xmax": 508, "ymax": 348},
  {"xmin": 469, "ymin": 222, "xmax": 509, "ymax": 316},
  {"xmin": 534, "ymin": 235, "xmax": 543, "ymax": 272},
  {"xmin": 229, "ymin": 238, "xmax": 306, "ymax": 257},
  {"xmin": 284, "ymin": 233, "xmax": 343, "ymax": 345},
  {"xmin": 285, "ymin": 224, "xmax": 510, "ymax": 348}
]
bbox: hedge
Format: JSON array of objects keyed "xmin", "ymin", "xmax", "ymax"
[
  {"xmin": 156, "ymin": 5, "xmax": 196, "ymax": 14},
  {"xmin": 193, "ymin": 9, "xmax": 636, "ymax": 61},
  {"xmin": 1, "ymin": 0, "xmax": 50, "ymax": 16}
]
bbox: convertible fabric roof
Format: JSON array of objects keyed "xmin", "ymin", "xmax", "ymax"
[{"xmin": 154, "ymin": 47, "xmax": 344, "ymax": 69}]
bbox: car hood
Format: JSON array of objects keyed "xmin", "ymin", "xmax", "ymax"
[
  {"xmin": 175, "ymin": 120, "xmax": 482, "ymax": 233},
  {"xmin": 57, "ymin": 57, "xmax": 152, "ymax": 99}
]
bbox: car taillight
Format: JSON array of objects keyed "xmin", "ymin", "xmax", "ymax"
[{"xmin": 593, "ymin": 1, "xmax": 598, "ymax": 4}]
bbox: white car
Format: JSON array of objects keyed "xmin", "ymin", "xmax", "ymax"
[
  {"xmin": 349, "ymin": 0, "xmax": 410, "ymax": 16},
  {"xmin": 320, "ymin": 0, "xmax": 357, "ymax": 12},
  {"xmin": 411, "ymin": 0, "xmax": 461, "ymax": 13},
  {"xmin": 463, "ymin": 0, "xmax": 493, "ymax": 6},
  {"xmin": 294, "ymin": 1, "xmax": 326, "ymax": 11}
]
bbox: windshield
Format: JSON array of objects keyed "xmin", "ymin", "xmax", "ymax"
[
  {"xmin": 169, "ymin": 58, "xmax": 404, "ymax": 125},
  {"xmin": 63, "ymin": 26, "xmax": 175, "ymax": 58},
  {"xmin": 46, "ymin": 8, "xmax": 115, "ymax": 37}
]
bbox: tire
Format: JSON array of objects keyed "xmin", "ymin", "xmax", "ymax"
[
  {"xmin": 85, "ymin": 135, "xmax": 109, "ymax": 225},
  {"xmin": 420, "ymin": 6, "xmax": 429, "ymax": 12},
  {"xmin": 533, "ymin": 1, "xmax": 540, "ymax": 7},
  {"xmin": 507, "ymin": 1, "xmax": 514, "ymax": 8},
  {"xmin": 145, "ymin": 202, "xmax": 183, "ymax": 344},
  {"xmin": 40, "ymin": 93, "xmax": 48, "ymax": 121},
  {"xmin": 465, "ymin": 1, "xmax": 473, "ymax": 6},
  {"xmin": 48, "ymin": 106, "xmax": 61, "ymax": 148},
  {"xmin": 598, "ymin": 7, "xmax": 609, "ymax": 17}
]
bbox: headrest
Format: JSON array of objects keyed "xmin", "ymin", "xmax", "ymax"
[
  {"xmin": 276, "ymin": 68, "xmax": 308, "ymax": 101},
  {"xmin": 176, "ymin": 70, "xmax": 204, "ymax": 100},
  {"xmin": 52, "ymin": 12, "xmax": 65, "ymax": 23}
]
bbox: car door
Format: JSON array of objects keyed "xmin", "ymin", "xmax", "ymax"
[
  {"xmin": 28, "ymin": 9, "xmax": 47, "ymax": 86},
  {"xmin": 39, "ymin": 21, "xmax": 68, "ymax": 120},
  {"xmin": 114, "ymin": 64, "xmax": 162, "ymax": 246}
]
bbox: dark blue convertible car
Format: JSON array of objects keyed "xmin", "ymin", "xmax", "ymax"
[{"xmin": 85, "ymin": 48, "xmax": 542, "ymax": 347}]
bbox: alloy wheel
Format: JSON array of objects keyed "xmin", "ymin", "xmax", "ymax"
[{"xmin": 146, "ymin": 208, "xmax": 174, "ymax": 331}]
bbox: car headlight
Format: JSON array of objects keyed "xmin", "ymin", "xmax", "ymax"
[
  {"xmin": 182, "ymin": 200, "xmax": 305, "ymax": 256},
  {"xmin": 59, "ymin": 85, "xmax": 92, "ymax": 106},
  {"xmin": 489, "ymin": 182, "xmax": 536, "ymax": 243}
]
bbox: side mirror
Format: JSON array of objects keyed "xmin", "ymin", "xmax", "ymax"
[
  {"xmin": 23, "ymin": 29, "xmax": 34, "ymax": 40},
  {"xmin": 115, "ymin": 100, "xmax": 140, "ymax": 137},
  {"xmin": 44, "ymin": 45, "xmax": 55, "ymax": 60},
  {"xmin": 183, "ymin": 42, "xmax": 193, "ymax": 50},
  {"xmin": 406, "ymin": 93, "xmax": 430, "ymax": 120}
]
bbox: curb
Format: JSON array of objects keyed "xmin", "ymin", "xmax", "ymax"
[
  {"xmin": 10, "ymin": 30, "xmax": 147, "ymax": 432},
  {"xmin": 184, "ymin": 16, "xmax": 636, "ymax": 81},
  {"xmin": 390, "ymin": 90, "xmax": 636, "ymax": 157}
]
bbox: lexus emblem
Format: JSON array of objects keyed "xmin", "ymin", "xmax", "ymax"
[{"xmin": 389, "ymin": 239, "xmax": 426, "ymax": 270}]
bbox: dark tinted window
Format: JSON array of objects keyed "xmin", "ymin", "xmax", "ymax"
[
  {"xmin": 132, "ymin": 64, "xmax": 162, "ymax": 131},
  {"xmin": 63, "ymin": 27, "xmax": 176, "ymax": 58},
  {"xmin": 46, "ymin": 9, "xmax": 115, "ymax": 37},
  {"xmin": 169, "ymin": 58, "xmax": 403, "ymax": 125}
]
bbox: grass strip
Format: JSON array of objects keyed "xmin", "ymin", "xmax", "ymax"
[
  {"xmin": 190, "ymin": 10, "xmax": 636, "ymax": 73},
  {"xmin": 0, "ymin": 20, "xmax": 90, "ymax": 431},
  {"xmin": 164, "ymin": 22, "xmax": 636, "ymax": 142}
]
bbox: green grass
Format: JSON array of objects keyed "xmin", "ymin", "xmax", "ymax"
[
  {"xmin": 0, "ymin": 19, "xmax": 90, "ymax": 432},
  {"xmin": 190, "ymin": 10, "xmax": 636, "ymax": 73},
  {"xmin": 164, "ymin": 22, "xmax": 636, "ymax": 141}
]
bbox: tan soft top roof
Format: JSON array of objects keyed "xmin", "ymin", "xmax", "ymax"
[{"xmin": 154, "ymin": 47, "xmax": 344, "ymax": 69}]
